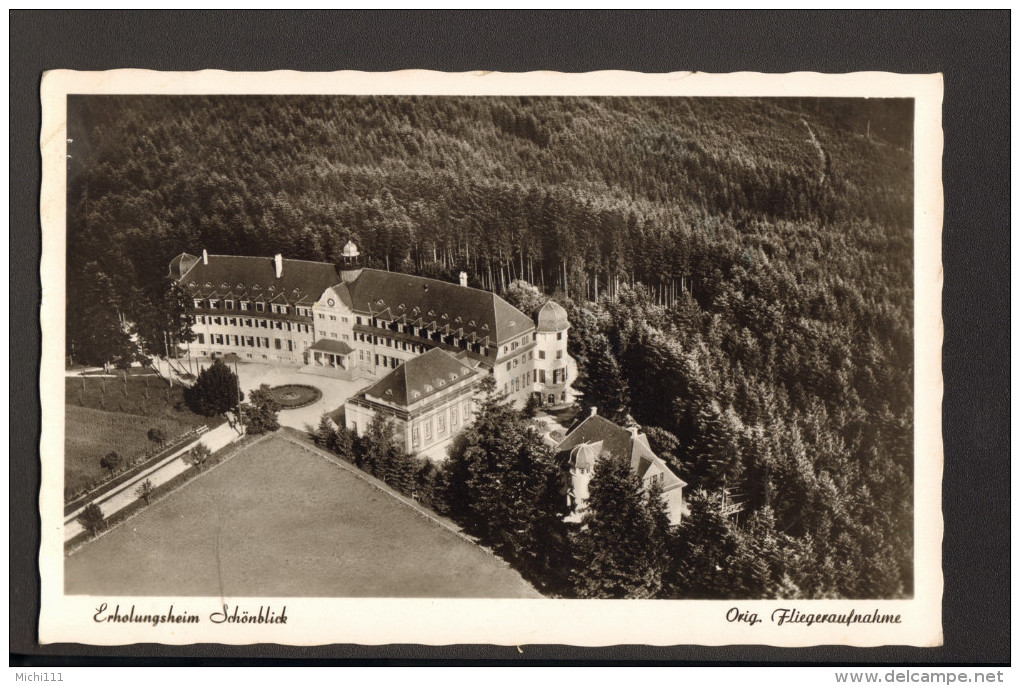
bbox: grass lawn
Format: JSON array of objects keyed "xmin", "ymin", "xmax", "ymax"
[
  {"xmin": 64, "ymin": 374, "xmax": 217, "ymax": 497},
  {"xmin": 65, "ymin": 434, "xmax": 542, "ymax": 598}
]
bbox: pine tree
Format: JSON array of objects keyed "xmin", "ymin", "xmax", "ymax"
[
  {"xmin": 184, "ymin": 359, "xmax": 243, "ymax": 417},
  {"xmin": 570, "ymin": 453, "xmax": 669, "ymax": 599},
  {"xmin": 575, "ymin": 333, "xmax": 631, "ymax": 422},
  {"xmin": 444, "ymin": 377, "xmax": 567, "ymax": 577}
]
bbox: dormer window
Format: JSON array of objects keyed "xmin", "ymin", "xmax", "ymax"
[
  {"xmin": 449, "ymin": 372, "xmax": 458, "ymax": 381},
  {"xmin": 438, "ymin": 380, "xmax": 446, "ymax": 387},
  {"xmin": 412, "ymin": 391, "xmax": 421, "ymax": 399},
  {"xmin": 441, "ymin": 313, "xmax": 448, "ymax": 320},
  {"xmin": 424, "ymin": 384, "xmax": 433, "ymax": 392}
]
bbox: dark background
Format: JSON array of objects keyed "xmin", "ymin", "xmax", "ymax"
[{"xmin": 10, "ymin": 10, "xmax": 1009, "ymax": 666}]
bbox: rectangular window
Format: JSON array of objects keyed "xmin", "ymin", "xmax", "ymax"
[
  {"xmin": 424, "ymin": 420, "xmax": 432, "ymax": 441},
  {"xmin": 214, "ymin": 316, "xmax": 222, "ymax": 325},
  {"xmin": 275, "ymin": 338, "xmax": 282, "ymax": 350},
  {"xmin": 539, "ymin": 369, "xmax": 546, "ymax": 383},
  {"xmin": 437, "ymin": 413, "xmax": 446, "ymax": 435},
  {"xmin": 196, "ymin": 333, "xmax": 205, "ymax": 344},
  {"xmin": 193, "ymin": 299, "xmax": 202, "ymax": 309},
  {"xmin": 539, "ymin": 350, "xmax": 546, "ymax": 360},
  {"xmin": 556, "ymin": 350, "xmax": 563, "ymax": 359},
  {"xmin": 331, "ymin": 332, "xmax": 338, "ymax": 339},
  {"xmin": 262, "ymin": 337, "xmax": 270, "ymax": 347},
  {"xmin": 225, "ymin": 300, "xmax": 234, "ymax": 310},
  {"xmin": 209, "ymin": 300, "xmax": 219, "ymax": 309},
  {"xmin": 513, "ymin": 359, "xmax": 518, "ymax": 368},
  {"xmin": 451, "ymin": 406, "xmax": 458, "ymax": 426},
  {"xmin": 329, "ymin": 315, "xmax": 337, "ymax": 321},
  {"xmin": 356, "ymin": 316, "xmax": 362, "ymax": 325},
  {"xmin": 375, "ymin": 354, "xmax": 380, "ymax": 366},
  {"xmin": 275, "ymin": 321, "xmax": 283, "ymax": 330},
  {"xmin": 240, "ymin": 301, "xmax": 249, "ymax": 311},
  {"xmin": 557, "ymin": 331, "xmax": 563, "ymax": 340},
  {"xmin": 506, "ymin": 362, "xmax": 512, "ymax": 371},
  {"xmin": 342, "ymin": 317, "xmax": 349, "ymax": 323},
  {"xmin": 287, "ymin": 340, "xmax": 294, "ymax": 352},
  {"xmin": 412, "ymin": 426, "xmax": 420, "ymax": 447},
  {"xmin": 256, "ymin": 302, "xmax": 265, "ymax": 312}
]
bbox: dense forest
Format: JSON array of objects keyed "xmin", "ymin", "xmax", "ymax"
[{"xmin": 66, "ymin": 95, "xmax": 913, "ymax": 598}]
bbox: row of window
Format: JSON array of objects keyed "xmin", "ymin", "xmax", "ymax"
[
  {"xmin": 316, "ymin": 313, "xmax": 350, "ymax": 323},
  {"xmin": 196, "ymin": 315, "xmax": 313, "ymax": 334},
  {"xmin": 504, "ymin": 334, "xmax": 534, "ymax": 354},
  {"xmin": 505, "ymin": 350, "xmax": 535, "ymax": 372},
  {"xmin": 363, "ymin": 316, "xmax": 491, "ymax": 356},
  {"xmin": 195, "ymin": 333, "xmax": 299, "ymax": 352},
  {"xmin": 410, "ymin": 400, "xmax": 473, "ymax": 447},
  {"xmin": 318, "ymin": 330, "xmax": 350, "ymax": 341},
  {"xmin": 195, "ymin": 298, "xmax": 309, "ymax": 316}
]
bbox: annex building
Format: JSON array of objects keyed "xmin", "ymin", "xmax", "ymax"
[
  {"xmin": 169, "ymin": 242, "xmax": 577, "ymax": 455},
  {"xmin": 555, "ymin": 409, "xmax": 688, "ymax": 525}
]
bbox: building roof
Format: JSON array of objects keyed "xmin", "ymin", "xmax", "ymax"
[
  {"xmin": 347, "ymin": 269, "xmax": 536, "ymax": 345},
  {"xmin": 535, "ymin": 300, "xmax": 570, "ymax": 332},
  {"xmin": 363, "ymin": 347, "xmax": 477, "ymax": 408},
  {"xmin": 172, "ymin": 253, "xmax": 537, "ymax": 344},
  {"xmin": 555, "ymin": 413, "xmax": 686, "ymax": 491},
  {"xmin": 308, "ymin": 339, "xmax": 355, "ymax": 356},
  {"xmin": 176, "ymin": 254, "xmax": 342, "ymax": 306}
]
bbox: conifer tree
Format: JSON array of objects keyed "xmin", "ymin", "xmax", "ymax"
[
  {"xmin": 184, "ymin": 359, "xmax": 243, "ymax": 417},
  {"xmin": 571, "ymin": 453, "xmax": 669, "ymax": 599}
]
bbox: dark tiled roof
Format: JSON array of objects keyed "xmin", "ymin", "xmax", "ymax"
[
  {"xmin": 174, "ymin": 256, "xmax": 536, "ymax": 344},
  {"xmin": 555, "ymin": 414, "xmax": 686, "ymax": 491},
  {"xmin": 308, "ymin": 339, "xmax": 355, "ymax": 355},
  {"xmin": 348, "ymin": 269, "xmax": 535, "ymax": 345},
  {"xmin": 363, "ymin": 348, "xmax": 477, "ymax": 408},
  {"xmin": 555, "ymin": 414, "xmax": 634, "ymax": 462},
  {"xmin": 178, "ymin": 255, "xmax": 341, "ymax": 306}
]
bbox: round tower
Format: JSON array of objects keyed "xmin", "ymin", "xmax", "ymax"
[{"xmin": 339, "ymin": 240, "xmax": 364, "ymax": 283}]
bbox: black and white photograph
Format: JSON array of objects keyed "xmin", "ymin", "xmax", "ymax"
[{"xmin": 37, "ymin": 69, "xmax": 944, "ymax": 647}]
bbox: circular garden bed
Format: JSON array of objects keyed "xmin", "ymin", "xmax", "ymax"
[{"xmin": 267, "ymin": 384, "xmax": 323, "ymax": 409}]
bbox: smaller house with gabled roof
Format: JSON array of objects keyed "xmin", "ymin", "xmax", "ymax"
[
  {"xmin": 343, "ymin": 347, "xmax": 481, "ymax": 458},
  {"xmin": 554, "ymin": 408, "xmax": 687, "ymax": 525}
]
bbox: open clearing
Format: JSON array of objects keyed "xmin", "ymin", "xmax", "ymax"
[
  {"xmin": 64, "ymin": 405, "xmax": 200, "ymax": 496},
  {"xmin": 65, "ymin": 434, "xmax": 541, "ymax": 598},
  {"xmin": 64, "ymin": 374, "xmax": 215, "ymax": 495}
]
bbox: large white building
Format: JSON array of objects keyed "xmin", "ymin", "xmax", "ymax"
[{"xmin": 170, "ymin": 242, "xmax": 577, "ymax": 451}]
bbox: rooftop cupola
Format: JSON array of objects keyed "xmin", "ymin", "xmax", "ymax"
[
  {"xmin": 535, "ymin": 300, "xmax": 570, "ymax": 333},
  {"xmin": 339, "ymin": 240, "xmax": 364, "ymax": 284}
]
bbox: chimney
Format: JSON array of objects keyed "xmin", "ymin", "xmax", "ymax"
[
  {"xmin": 589, "ymin": 406, "xmax": 598, "ymax": 417},
  {"xmin": 274, "ymin": 253, "xmax": 283, "ymax": 279},
  {"xmin": 202, "ymin": 249, "xmax": 208, "ymax": 265},
  {"xmin": 628, "ymin": 426, "xmax": 640, "ymax": 438},
  {"xmin": 459, "ymin": 271, "xmax": 468, "ymax": 288}
]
